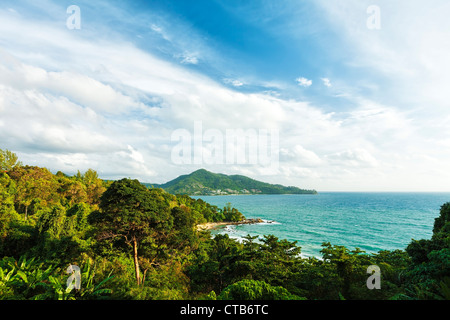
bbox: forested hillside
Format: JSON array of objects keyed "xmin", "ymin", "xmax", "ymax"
[
  {"xmin": 0, "ymin": 149, "xmax": 449, "ymax": 300},
  {"xmin": 150, "ymin": 169, "xmax": 317, "ymax": 195}
]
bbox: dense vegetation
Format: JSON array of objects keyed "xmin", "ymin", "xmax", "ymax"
[
  {"xmin": 0, "ymin": 149, "xmax": 449, "ymax": 300},
  {"xmin": 149, "ymin": 168, "xmax": 317, "ymax": 195}
]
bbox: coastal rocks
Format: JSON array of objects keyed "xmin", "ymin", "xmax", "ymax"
[
  {"xmin": 229, "ymin": 218, "xmax": 264, "ymax": 226},
  {"xmin": 196, "ymin": 218, "xmax": 267, "ymax": 231}
]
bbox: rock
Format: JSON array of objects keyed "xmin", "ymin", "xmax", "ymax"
[{"xmin": 230, "ymin": 218, "xmax": 264, "ymax": 225}]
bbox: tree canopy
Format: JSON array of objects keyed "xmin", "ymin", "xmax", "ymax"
[
  {"xmin": 0, "ymin": 149, "xmax": 448, "ymax": 301},
  {"xmin": 92, "ymin": 178, "xmax": 172, "ymax": 285},
  {"xmin": 0, "ymin": 149, "xmax": 22, "ymax": 171}
]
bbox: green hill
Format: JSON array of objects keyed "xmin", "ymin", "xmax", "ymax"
[{"xmin": 146, "ymin": 169, "xmax": 317, "ymax": 195}]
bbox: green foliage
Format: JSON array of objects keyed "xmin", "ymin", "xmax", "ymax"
[
  {"xmin": 0, "ymin": 256, "xmax": 57, "ymax": 300},
  {"xmin": 66, "ymin": 202, "xmax": 91, "ymax": 234},
  {"xmin": 218, "ymin": 279, "xmax": 305, "ymax": 300},
  {"xmin": 433, "ymin": 202, "xmax": 450, "ymax": 234},
  {"xmin": 36, "ymin": 204, "xmax": 67, "ymax": 239},
  {"xmin": 97, "ymin": 179, "xmax": 172, "ymax": 234},
  {"xmin": 0, "ymin": 149, "xmax": 22, "ymax": 171},
  {"xmin": 93, "ymin": 179, "xmax": 173, "ymax": 285},
  {"xmin": 8, "ymin": 166, "xmax": 59, "ymax": 219},
  {"xmin": 0, "ymin": 256, "xmax": 113, "ymax": 300},
  {"xmin": 222, "ymin": 203, "xmax": 245, "ymax": 222},
  {"xmin": 0, "ymin": 173, "xmax": 20, "ymax": 238},
  {"xmin": 175, "ymin": 195, "xmax": 225, "ymax": 223},
  {"xmin": 73, "ymin": 261, "xmax": 114, "ymax": 300},
  {"xmin": 404, "ymin": 202, "xmax": 450, "ymax": 299}
]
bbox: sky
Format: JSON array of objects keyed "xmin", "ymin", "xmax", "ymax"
[{"xmin": 1, "ymin": 0, "xmax": 450, "ymax": 192}]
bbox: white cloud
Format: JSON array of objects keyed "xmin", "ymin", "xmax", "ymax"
[
  {"xmin": 150, "ymin": 23, "xmax": 171, "ymax": 41},
  {"xmin": 316, "ymin": 0, "xmax": 450, "ymax": 113},
  {"xmin": 295, "ymin": 77, "xmax": 312, "ymax": 87},
  {"xmin": 326, "ymin": 149, "xmax": 379, "ymax": 168},
  {"xmin": 223, "ymin": 78, "xmax": 244, "ymax": 87},
  {"xmin": 281, "ymin": 145, "xmax": 323, "ymax": 167},
  {"xmin": 1, "ymin": 62, "xmax": 141, "ymax": 114},
  {"xmin": 321, "ymin": 77, "xmax": 331, "ymax": 87},
  {"xmin": 179, "ymin": 53, "xmax": 199, "ymax": 65},
  {"xmin": 127, "ymin": 145, "xmax": 145, "ymax": 164},
  {"xmin": 1, "ymin": 1, "xmax": 450, "ymax": 191},
  {"xmin": 0, "ymin": 9, "xmax": 288, "ymax": 181},
  {"xmin": 0, "ymin": 83, "xmax": 121, "ymax": 154}
]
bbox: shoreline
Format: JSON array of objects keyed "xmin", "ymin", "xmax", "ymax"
[{"xmin": 196, "ymin": 218, "xmax": 264, "ymax": 231}]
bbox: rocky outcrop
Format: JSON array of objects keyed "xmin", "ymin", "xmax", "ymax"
[
  {"xmin": 196, "ymin": 218, "xmax": 266, "ymax": 231},
  {"xmin": 228, "ymin": 218, "xmax": 264, "ymax": 226}
]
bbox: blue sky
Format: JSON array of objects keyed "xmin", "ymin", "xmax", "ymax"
[{"xmin": 1, "ymin": 0, "xmax": 450, "ymax": 191}]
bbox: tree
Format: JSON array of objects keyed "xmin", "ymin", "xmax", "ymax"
[
  {"xmin": 223, "ymin": 203, "xmax": 245, "ymax": 222},
  {"xmin": 187, "ymin": 234, "xmax": 243, "ymax": 293},
  {"xmin": 218, "ymin": 279, "xmax": 304, "ymax": 300},
  {"xmin": 0, "ymin": 173, "xmax": 20, "ymax": 238},
  {"xmin": 169, "ymin": 206, "xmax": 197, "ymax": 249},
  {"xmin": 0, "ymin": 173, "xmax": 35, "ymax": 257},
  {"xmin": 0, "ymin": 149, "xmax": 22, "ymax": 172},
  {"xmin": 320, "ymin": 243, "xmax": 364, "ymax": 299},
  {"xmin": 405, "ymin": 202, "xmax": 450, "ymax": 299},
  {"xmin": 57, "ymin": 176, "xmax": 88, "ymax": 207},
  {"xmin": 36, "ymin": 204, "xmax": 67, "ymax": 239},
  {"xmin": 76, "ymin": 169, "xmax": 106, "ymax": 206},
  {"xmin": 93, "ymin": 179, "xmax": 172, "ymax": 285},
  {"xmin": 8, "ymin": 166, "xmax": 59, "ymax": 220},
  {"xmin": 66, "ymin": 203, "xmax": 91, "ymax": 234}
]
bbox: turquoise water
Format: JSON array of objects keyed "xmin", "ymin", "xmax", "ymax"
[{"xmin": 195, "ymin": 193, "xmax": 450, "ymax": 258}]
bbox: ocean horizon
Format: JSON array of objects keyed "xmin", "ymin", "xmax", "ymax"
[{"xmin": 195, "ymin": 192, "xmax": 450, "ymax": 258}]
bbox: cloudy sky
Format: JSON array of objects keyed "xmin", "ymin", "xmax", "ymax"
[{"xmin": 1, "ymin": 0, "xmax": 450, "ymax": 192}]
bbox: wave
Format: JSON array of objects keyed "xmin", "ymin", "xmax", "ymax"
[{"xmin": 259, "ymin": 219, "xmax": 281, "ymax": 225}]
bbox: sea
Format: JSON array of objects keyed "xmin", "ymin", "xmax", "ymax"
[{"xmin": 194, "ymin": 192, "xmax": 450, "ymax": 258}]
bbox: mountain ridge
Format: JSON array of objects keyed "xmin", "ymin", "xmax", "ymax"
[{"xmin": 145, "ymin": 169, "xmax": 317, "ymax": 196}]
